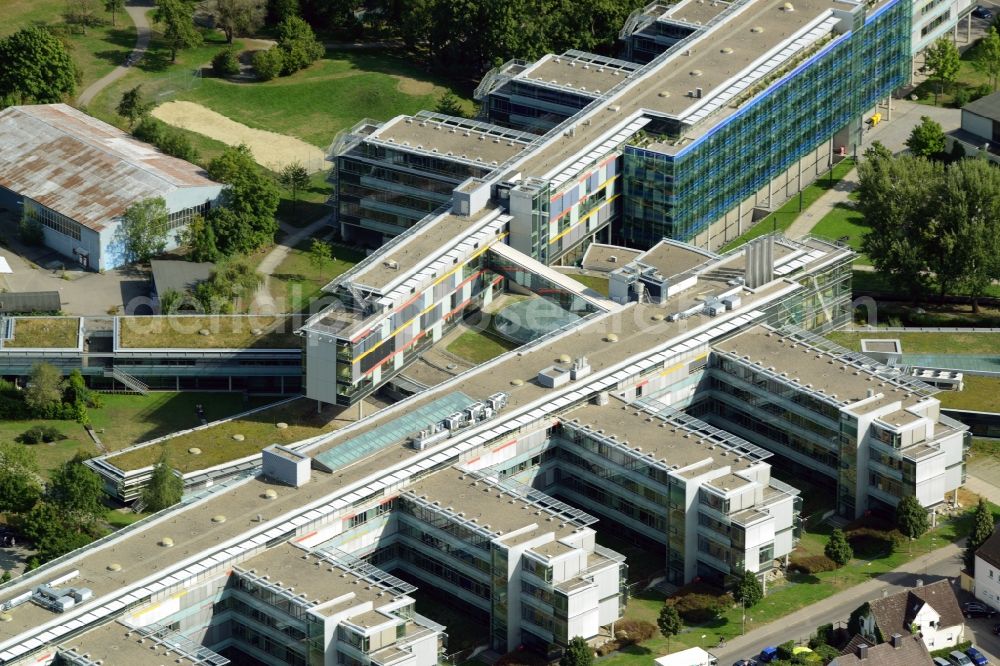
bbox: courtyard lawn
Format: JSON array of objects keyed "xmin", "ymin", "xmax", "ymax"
[
  {"xmin": 87, "ymin": 392, "xmax": 274, "ymax": 451},
  {"xmin": 3, "ymin": 0, "xmax": 138, "ymax": 92},
  {"xmin": 0, "ymin": 420, "xmax": 95, "ymax": 478},
  {"xmin": 4, "ymin": 318, "xmax": 80, "ymax": 348},
  {"xmin": 277, "ymin": 171, "xmax": 335, "ymax": 228},
  {"xmin": 445, "ymin": 329, "xmax": 518, "ymax": 365},
  {"xmin": 268, "ymin": 241, "xmax": 364, "ymax": 313},
  {"xmin": 810, "ymin": 197, "xmax": 869, "ymax": 265},
  {"xmin": 826, "ymin": 331, "xmax": 1000, "ymax": 355},
  {"xmin": 565, "ymin": 272, "xmax": 611, "ymax": 296},
  {"xmin": 937, "ymin": 376, "xmax": 1000, "ymax": 413},
  {"xmin": 720, "ymin": 159, "xmax": 856, "ymax": 252},
  {"xmin": 104, "ymin": 397, "xmax": 342, "ymax": 472},
  {"xmin": 913, "ymin": 42, "xmax": 995, "ymax": 108}
]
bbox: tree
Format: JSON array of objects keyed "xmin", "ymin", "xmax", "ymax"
[
  {"xmin": 253, "ymin": 46, "xmax": 285, "ymax": 80},
  {"xmin": 733, "ymin": 569, "xmax": 764, "ymax": 608},
  {"xmin": 15, "ymin": 501, "xmax": 95, "ymax": 562},
  {"xmin": 896, "ymin": 495, "xmax": 929, "ymax": 539},
  {"xmin": 858, "ymin": 152, "xmax": 943, "ymax": 301},
  {"xmin": 560, "ymin": 636, "xmax": 594, "ymax": 666},
  {"xmin": 657, "ymin": 604, "xmax": 682, "ymax": 652},
  {"xmin": 212, "ymin": 47, "xmax": 242, "ymax": 76},
  {"xmin": 184, "ymin": 214, "xmax": 220, "ymax": 262},
  {"xmin": 964, "ymin": 498, "xmax": 995, "ymax": 570},
  {"xmin": 117, "ymin": 85, "xmax": 152, "ymax": 129},
  {"xmin": 64, "ymin": 0, "xmax": 104, "ymax": 34},
  {"xmin": 276, "ymin": 16, "xmax": 324, "ymax": 74},
  {"xmin": 268, "ymin": 0, "xmax": 300, "ymax": 24},
  {"xmin": 435, "ymin": 91, "xmax": 465, "ymax": 117},
  {"xmin": 0, "ymin": 441, "xmax": 42, "ymax": 514},
  {"xmin": 24, "ymin": 363, "xmax": 63, "ymax": 414},
  {"xmin": 278, "ymin": 161, "xmax": 309, "ymax": 211},
  {"xmin": 152, "ymin": 0, "xmax": 203, "ymax": 62},
  {"xmin": 104, "ymin": 0, "xmax": 126, "ymax": 26},
  {"xmin": 209, "ymin": 0, "xmax": 266, "ymax": 43},
  {"xmin": 308, "ymin": 238, "xmax": 332, "ymax": 270},
  {"xmin": 0, "ymin": 27, "xmax": 77, "ymax": 104},
  {"xmin": 824, "ymin": 528, "xmax": 854, "ymax": 566},
  {"xmin": 207, "ymin": 144, "xmax": 280, "ymax": 255},
  {"xmin": 47, "ymin": 452, "xmax": 105, "ymax": 525},
  {"xmin": 973, "ymin": 26, "xmax": 1000, "ymax": 92},
  {"xmin": 924, "ymin": 37, "xmax": 960, "ymax": 104},
  {"xmin": 906, "ymin": 115, "xmax": 946, "ymax": 158},
  {"xmin": 142, "ymin": 452, "xmax": 183, "ymax": 511},
  {"xmin": 118, "ymin": 197, "xmax": 169, "ymax": 264}
]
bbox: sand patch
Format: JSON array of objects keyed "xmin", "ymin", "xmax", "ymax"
[
  {"xmin": 394, "ymin": 76, "xmax": 436, "ymax": 96},
  {"xmin": 152, "ymin": 100, "xmax": 327, "ymax": 173}
]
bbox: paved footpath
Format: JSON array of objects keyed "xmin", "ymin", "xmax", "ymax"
[
  {"xmin": 713, "ymin": 540, "xmax": 963, "ymax": 664},
  {"xmin": 77, "ymin": 1, "xmax": 153, "ymax": 107}
]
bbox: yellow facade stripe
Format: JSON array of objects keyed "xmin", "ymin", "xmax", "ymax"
[
  {"xmin": 353, "ymin": 234, "xmax": 508, "ymax": 365},
  {"xmin": 550, "ymin": 194, "xmax": 621, "ymax": 245},
  {"xmin": 659, "ymin": 352, "xmax": 707, "ymax": 377},
  {"xmin": 551, "ymin": 173, "xmax": 620, "ymax": 223}
]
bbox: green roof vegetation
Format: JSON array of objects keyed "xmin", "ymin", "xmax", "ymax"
[
  {"xmin": 5, "ymin": 318, "xmax": 80, "ymax": 348},
  {"xmin": 118, "ymin": 315, "xmax": 300, "ymax": 349},
  {"xmin": 938, "ymin": 376, "xmax": 1000, "ymax": 413},
  {"xmin": 445, "ymin": 329, "xmax": 518, "ymax": 365},
  {"xmin": 565, "ymin": 272, "xmax": 610, "ymax": 296},
  {"xmin": 826, "ymin": 331, "xmax": 1000, "ymax": 355},
  {"xmin": 104, "ymin": 397, "xmax": 342, "ymax": 473}
]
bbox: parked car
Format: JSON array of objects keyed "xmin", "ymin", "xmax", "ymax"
[
  {"xmin": 733, "ymin": 660, "xmax": 759, "ymax": 666},
  {"xmin": 937, "ymin": 659, "xmax": 955, "ymax": 666},
  {"xmin": 949, "ymin": 651, "xmax": 974, "ymax": 666},
  {"xmin": 758, "ymin": 647, "xmax": 779, "ymax": 663},
  {"xmin": 973, "ymin": 5, "xmax": 994, "ymax": 19},
  {"xmin": 993, "ymin": 621, "xmax": 1000, "ymax": 635},
  {"xmin": 963, "ymin": 601, "xmax": 998, "ymax": 618},
  {"xmin": 966, "ymin": 647, "xmax": 989, "ymax": 666}
]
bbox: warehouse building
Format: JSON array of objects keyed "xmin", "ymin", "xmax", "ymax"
[{"xmin": 0, "ymin": 104, "xmax": 222, "ymax": 271}]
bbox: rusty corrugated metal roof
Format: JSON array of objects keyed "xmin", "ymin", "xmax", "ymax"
[{"xmin": 0, "ymin": 104, "xmax": 219, "ymax": 232}]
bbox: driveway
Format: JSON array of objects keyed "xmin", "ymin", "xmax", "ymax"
[{"xmin": 77, "ymin": 1, "xmax": 154, "ymax": 107}]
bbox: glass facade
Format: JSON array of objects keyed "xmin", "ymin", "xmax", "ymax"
[{"xmin": 621, "ymin": 0, "xmax": 911, "ymax": 247}]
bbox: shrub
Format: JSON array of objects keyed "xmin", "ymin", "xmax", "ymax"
[
  {"xmin": 253, "ymin": 47, "xmax": 284, "ymax": 81},
  {"xmin": 615, "ymin": 619, "xmax": 656, "ymax": 643},
  {"xmin": 788, "ymin": 555, "xmax": 838, "ymax": 574},
  {"xmin": 670, "ymin": 591, "xmax": 732, "ymax": 623},
  {"xmin": 211, "ymin": 48, "xmax": 240, "ymax": 76},
  {"xmin": 16, "ymin": 425, "xmax": 63, "ymax": 444},
  {"xmin": 953, "ymin": 87, "xmax": 971, "ymax": 107},
  {"xmin": 18, "ymin": 217, "xmax": 45, "ymax": 246}
]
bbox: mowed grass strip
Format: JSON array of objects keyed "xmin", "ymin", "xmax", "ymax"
[
  {"xmin": 105, "ymin": 397, "xmax": 341, "ymax": 472},
  {"xmin": 937, "ymin": 375, "xmax": 1000, "ymax": 413},
  {"xmin": 826, "ymin": 331, "xmax": 1000, "ymax": 355},
  {"xmin": 118, "ymin": 315, "xmax": 300, "ymax": 349},
  {"xmin": 566, "ymin": 272, "xmax": 611, "ymax": 296},
  {"xmin": 445, "ymin": 330, "xmax": 518, "ymax": 365},
  {"xmin": 176, "ymin": 48, "xmax": 474, "ymax": 149},
  {"xmin": 268, "ymin": 241, "xmax": 364, "ymax": 312},
  {"xmin": 5, "ymin": 318, "xmax": 80, "ymax": 348}
]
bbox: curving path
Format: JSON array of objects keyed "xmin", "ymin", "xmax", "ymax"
[
  {"xmin": 77, "ymin": 1, "xmax": 154, "ymax": 107},
  {"xmin": 256, "ymin": 214, "xmax": 334, "ymax": 310}
]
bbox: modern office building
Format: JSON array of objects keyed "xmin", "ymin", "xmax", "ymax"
[
  {"xmin": 0, "ymin": 104, "xmax": 222, "ymax": 271},
  {"xmin": 328, "ymin": 112, "xmax": 533, "ymax": 245}
]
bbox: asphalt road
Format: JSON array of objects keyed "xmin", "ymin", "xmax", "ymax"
[{"xmin": 714, "ymin": 543, "xmax": 978, "ymax": 664}]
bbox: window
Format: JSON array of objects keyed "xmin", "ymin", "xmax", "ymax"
[
  {"xmin": 24, "ymin": 201, "xmax": 82, "ymax": 241},
  {"xmin": 166, "ymin": 201, "xmax": 211, "ymax": 230}
]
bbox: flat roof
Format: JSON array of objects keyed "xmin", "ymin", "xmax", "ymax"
[
  {"xmin": 521, "ymin": 53, "xmax": 638, "ymax": 95},
  {"xmin": 0, "ymin": 105, "xmax": 217, "ymax": 231},
  {"xmin": 664, "ymin": 0, "xmax": 735, "ymax": 25},
  {"xmin": 581, "ymin": 244, "xmax": 644, "ymax": 272},
  {"xmin": 964, "ymin": 91, "xmax": 1000, "ymax": 123},
  {"xmin": 57, "ymin": 622, "xmax": 199, "ymax": 666},
  {"xmin": 714, "ymin": 326, "xmax": 924, "ymax": 411},
  {"xmin": 514, "ymin": 0, "xmax": 866, "ymax": 176},
  {"xmin": 632, "ymin": 240, "xmax": 716, "ymax": 279},
  {"xmin": 371, "ymin": 115, "xmax": 532, "ymax": 166},
  {"xmin": 406, "ymin": 467, "xmax": 578, "ymax": 539}
]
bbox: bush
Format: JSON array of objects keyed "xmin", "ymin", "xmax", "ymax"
[
  {"xmin": 211, "ymin": 48, "xmax": 240, "ymax": 76},
  {"xmin": 670, "ymin": 591, "xmax": 732, "ymax": 623},
  {"xmin": 614, "ymin": 619, "xmax": 656, "ymax": 643},
  {"xmin": 253, "ymin": 47, "xmax": 284, "ymax": 80},
  {"xmin": 17, "ymin": 425, "xmax": 64, "ymax": 444},
  {"xmin": 788, "ymin": 555, "xmax": 838, "ymax": 574},
  {"xmin": 133, "ymin": 116, "xmax": 198, "ymax": 162},
  {"xmin": 19, "ymin": 217, "xmax": 45, "ymax": 246},
  {"xmin": 953, "ymin": 87, "xmax": 971, "ymax": 107}
]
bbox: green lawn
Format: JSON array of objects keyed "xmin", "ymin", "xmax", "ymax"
[
  {"xmin": 826, "ymin": 331, "xmax": 1000, "ymax": 355},
  {"xmin": 268, "ymin": 241, "xmax": 364, "ymax": 313},
  {"xmin": 603, "ymin": 503, "xmax": 998, "ymax": 663},
  {"xmin": 88, "ymin": 392, "xmax": 274, "ymax": 451},
  {"xmin": 5, "ymin": 318, "xmax": 80, "ymax": 348},
  {"xmin": 720, "ymin": 159, "xmax": 856, "ymax": 252},
  {"xmin": 118, "ymin": 315, "xmax": 300, "ymax": 349},
  {"xmin": 810, "ymin": 198, "xmax": 870, "ymax": 265},
  {"xmin": 177, "ymin": 48, "xmax": 474, "ymax": 150},
  {"xmin": 104, "ymin": 397, "xmax": 342, "ymax": 472},
  {"xmin": 277, "ymin": 171, "xmax": 334, "ymax": 228},
  {"xmin": 0, "ymin": 420, "xmax": 95, "ymax": 478},
  {"xmin": 565, "ymin": 272, "xmax": 610, "ymax": 297},
  {"xmin": 3, "ymin": 0, "xmax": 137, "ymax": 93},
  {"xmin": 938, "ymin": 376, "xmax": 1000, "ymax": 413},
  {"xmin": 445, "ymin": 329, "xmax": 518, "ymax": 365},
  {"xmin": 913, "ymin": 42, "xmax": 994, "ymax": 108}
]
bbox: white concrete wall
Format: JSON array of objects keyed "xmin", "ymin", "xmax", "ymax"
[
  {"xmin": 305, "ymin": 331, "xmax": 342, "ymax": 406},
  {"xmin": 976, "ymin": 555, "xmax": 1000, "ymax": 608}
]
